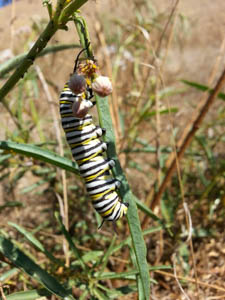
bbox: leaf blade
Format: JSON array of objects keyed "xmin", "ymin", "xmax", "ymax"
[
  {"xmin": 0, "ymin": 140, "xmax": 79, "ymax": 175},
  {"xmin": 0, "ymin": 235, "xmax": 76, "ymax": 300},
  {"xmin": 96, "ymin": 95, "xmax": 150, "ymax": 300}
]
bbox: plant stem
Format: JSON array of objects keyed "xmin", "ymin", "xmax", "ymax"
[
  {"xmin": 0, "ymin": 0, "xmax": 89, "ymax": 102},
  {"xmin": 73, "ymin": 14, "xmax": 93, "ymax": 58},
  {"xmin": 59, "ymin": 0, "xmax": 89, "ymax": 24},
  {"xmin": 150, "ymin": 67, "xmax": 225, "ymax": 211},
  {"xmin": 0, "ymin": 43, "xmax": 80, "ymax": 78},
  {"xmin": 0, "ymin": 20, "xmax": 57, "ymax": 102}
]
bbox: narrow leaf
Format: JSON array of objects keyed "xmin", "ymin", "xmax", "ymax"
[
  {"xmin": 96, "ymin": 95, "xmax": 150, "ymax": 300},
  {"xmin": 55, "ymin": 213, "xmax": 87, "ymax": 272},
  {"xmin": 98, "ymin": 235, "xmax": 117, "ymax": 274},
  {"xmin": 8, "ymin": 222, "xmax": 62, "ymax": 266},
  {"xmin": 111, "ymin": 226, "xmax": 163, "ymax": 255},
  {"xmin": 0, "ymin": 235, "xmax": 76, "ymax": 300},
  {"xmin": 0, "ymin": 140, "xmax": 79, "ymax": 175},
  {"xmin": 4, "ymin": 289, "xmax": 51, "ymax": 300},
  {"xmin": 0, "ymin": 268, "xmax": 18, "ymax": 283},
  {"xmin": 97, "ymin": 265, "xmax": 170, "ymax": 280},
  {"xmin": 182, "ymin": 79, "xmax": 225, "ymax": 101}
]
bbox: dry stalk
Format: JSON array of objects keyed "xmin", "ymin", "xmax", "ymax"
[
  {"xmin": 142, "ymin": 0, "xmax": 180, "ymax": 218},
  {"xmin": 35, "ymin": 65, "xmax": 70, "ymax": 267},
  {"xmin": 155, "ymin": 76, "xmax": 162, "ymax": 188},
  {"xmin": 172, "ymin": 254, "xmax": 191, "ymax": 300},
  {"xmin": 0, "ymin": 284, "xmax": 7, "ymax": 300},
  {"xmin": 10, "ymin": 0, "xmax": 16, "ymax": 51},
  {"xmin": 136, "ymin": 0, "xmax": 180, "ymax": 109},
  {"xmin": 150, "ymin": 67, "xmax": 225, "ymax": 212},
  {"xmin": 165, "ymin": 37, "xmax": 225, "ymax": 170},
  {"xmin": 154, "ymin": 270, "xmax": 225, "ymax": 293},
  {"xmin": 154, "ymin": 1, "xmax": 180, "ymax": 192},
  {"xmin": 143, "ymin": 36, "xmax": 225, "ymax": 213}
]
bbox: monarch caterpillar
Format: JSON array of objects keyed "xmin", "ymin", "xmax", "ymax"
[{"xmin": 59, "ymin": 59, "xmax": 128, "ymax": 226}]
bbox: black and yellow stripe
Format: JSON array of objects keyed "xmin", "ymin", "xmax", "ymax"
[{"xmin": 59, "ymin": 83, "xmax": 128, "ymax": 223}]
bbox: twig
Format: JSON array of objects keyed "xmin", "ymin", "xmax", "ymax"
[
  {"xmin": 150, "ymin": 67, "xmax": 225, "ymax": 211},
  {"xmin": 0, "ymin": 284, "xmax": 7, "ymax": 300},
  {"xmin": 143, "ymin": 0, "xmax": 180, "ymax": 218},
  {"xmin": 155, "ymin": 74, "xmax": 162, "ymax": 187},
  {"xmin": 154, "ymin": 270, "xmax": 225, "ymax": 293},
  {"xmin": 35, "ymin": 65, "xmax": 70, "ymax": 266},
  {"xmin": 0, "ymin": 0, "xmax": 89, "ymax": 101},
  {"xmin": 172, "ymin": 254, "xmax": 191, "ymax": 300},
  {"xmin": 0, "ymin": 20, "xmax": 57, "ymax": 101},
  {"xmin": 165, "ymin": 36, "xmax": 225, "ymax": 170},
  {"xmin": 0, "ymin": 98, "xmax": 22, "ymax": 129},
  {"xmin": 135, "ymin": 0, "xmax": 180, "ymax": 110}
]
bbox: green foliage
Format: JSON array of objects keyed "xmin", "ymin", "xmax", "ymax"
[
  {"xmin": 0, "ymin": 141, "xmax": 79, "ymax": 175},
  {"xmin": 0, "ymin": 0, "xmax": 224, "ymax": 299}
]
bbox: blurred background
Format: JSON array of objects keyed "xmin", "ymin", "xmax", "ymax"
[{"xmin": 0, "ymin": 1, "xmax": 225, "ymax": 299}]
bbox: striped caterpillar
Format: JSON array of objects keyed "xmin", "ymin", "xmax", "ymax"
[{"xmin": 59, "ymin": 59, "xmax": 128, "ymax": 226}]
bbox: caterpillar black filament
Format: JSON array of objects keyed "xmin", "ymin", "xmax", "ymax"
[{"xmin": 59, "ymin": 69, "xmax": 128, "ymax": 224}]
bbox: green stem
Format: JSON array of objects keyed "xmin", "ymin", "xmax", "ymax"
[
  {"xmin": 0, "ymin": 0, "xmax": 89, "ymax": 102},
  {"xmin": 73, "ymin": 13, "xmax": 150, "ymax": 299},
  {"xmin": 58, "ymin": 0, "xmax": 89, "ymax": 24},
  {"xmin": 96, "ymin": 96, "xmax": 150, "ymax": 299},
  {"xmin": 73, "ymin": 14, "xmax": 93, "ymax": 58},
  {"xmin": 0, "ymin": 43, "xmax": 80, "ymax": 78},
  {"xmin": 0, "ymin": 20, "xmax": 57, "ymax": 102},
  {"xmin": 53, "ymin": 0, "xmax": 67, "ymax": 23}
]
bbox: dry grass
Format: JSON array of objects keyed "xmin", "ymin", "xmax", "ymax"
[{"xmin": 0, "ymin": 0, "xmax": 225, "ymax": 299}]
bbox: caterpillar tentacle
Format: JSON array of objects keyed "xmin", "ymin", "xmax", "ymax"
[{"xmin": 59, "ymin": 83, "xmax": 128, "ymax": 223}]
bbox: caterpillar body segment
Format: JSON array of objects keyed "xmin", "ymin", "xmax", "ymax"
[{"xmin": 59, "ymin": 83, "xmax": 128, "ymax": 224}]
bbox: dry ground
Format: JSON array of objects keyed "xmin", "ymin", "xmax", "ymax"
[{"xmin": 0, "ymin": 1, "xmax": 225, "ymax": 299}]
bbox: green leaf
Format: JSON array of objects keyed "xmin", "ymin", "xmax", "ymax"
[
  {"xmin": 182, "ymin": 79, "xmax": 225, "ymax": 101},
  {"xmin": 0, "ymin": 153, "xmax": 12, "ymax": 163},
  {"xmin": 141, "ymin": 107, "xmax": 178, "ymax": 119},
  {"xmin": 93, "ymin": 288, "xmax": 108, "ymax": 300},
  {"xmin": 20, "ymin": 179, "xmax": 48, "ymax": 194},
  {"xmin": 0, "ymin": 268, "xmax": 19, "ymax": 283},
  {"xmin": 0, "ymin": 235, "xmax": 76, "ymax": 300},
  {"xmin": 0, "ymin": 201, "xmax": 23, "ymax": 211},
  {"xmin": 79, "ymin": 250, "xmax": 103, "ymax": 264},
  {"xmin": 96, "ymin": 95, "xmax": 150, "ymax": 300},
  {"xmin": 96, "ymin": 283, "xmax": 135, "ymax": 299},
  {"xmin": 8, "ymin": 222, "xmax": 62, "ymax": 266},
  {"xmin": 98, "ymin": 235, "xmax": 117, "ymax": 274},
  {"xmin": 134, "ymin": 197, "xmax": 163, "ymax": 225},
  {"xmin": 0, "ymin": 140, "xmax": 79, "ymax": 175},
  {"xmin": 4, "ymin": 289, "xmax": 51, "ymax": 300},
  {"xmin": 111, "ymin": 226, "xmax": 163, "ymax": 255},
  {"xmin": 55, "ymin": 213, "xmax": 87, "ymax": 272},
  {"xmin": 79, "ymin": 290, "xmax": 89, "ymax": 300},
  {"xmin": 96, "ymin": 265, "xmax": 170, "ymax": 280}
]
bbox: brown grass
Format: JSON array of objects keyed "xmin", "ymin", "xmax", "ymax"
[{"xmin": 0, "ymin": 0, "xmax": 225, "ymax": 299}]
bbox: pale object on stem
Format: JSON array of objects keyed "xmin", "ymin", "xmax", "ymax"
[{"xmin": 92, "ymin": 76, "xmax": 113, "ymax": 97}]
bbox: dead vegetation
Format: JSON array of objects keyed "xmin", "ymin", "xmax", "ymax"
[{"xmin": 0, "ymin": 0, "xmax": 225, "ymax": 299}]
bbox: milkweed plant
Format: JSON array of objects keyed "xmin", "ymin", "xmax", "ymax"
[{"xmin": 0, "ymin": 1, "xmax": 169, "ymax": 299}]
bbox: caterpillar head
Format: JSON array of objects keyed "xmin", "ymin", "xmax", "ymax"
[{"xmin": 68, "ymin": 73, "xmax": 87, "ymax": 95}]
